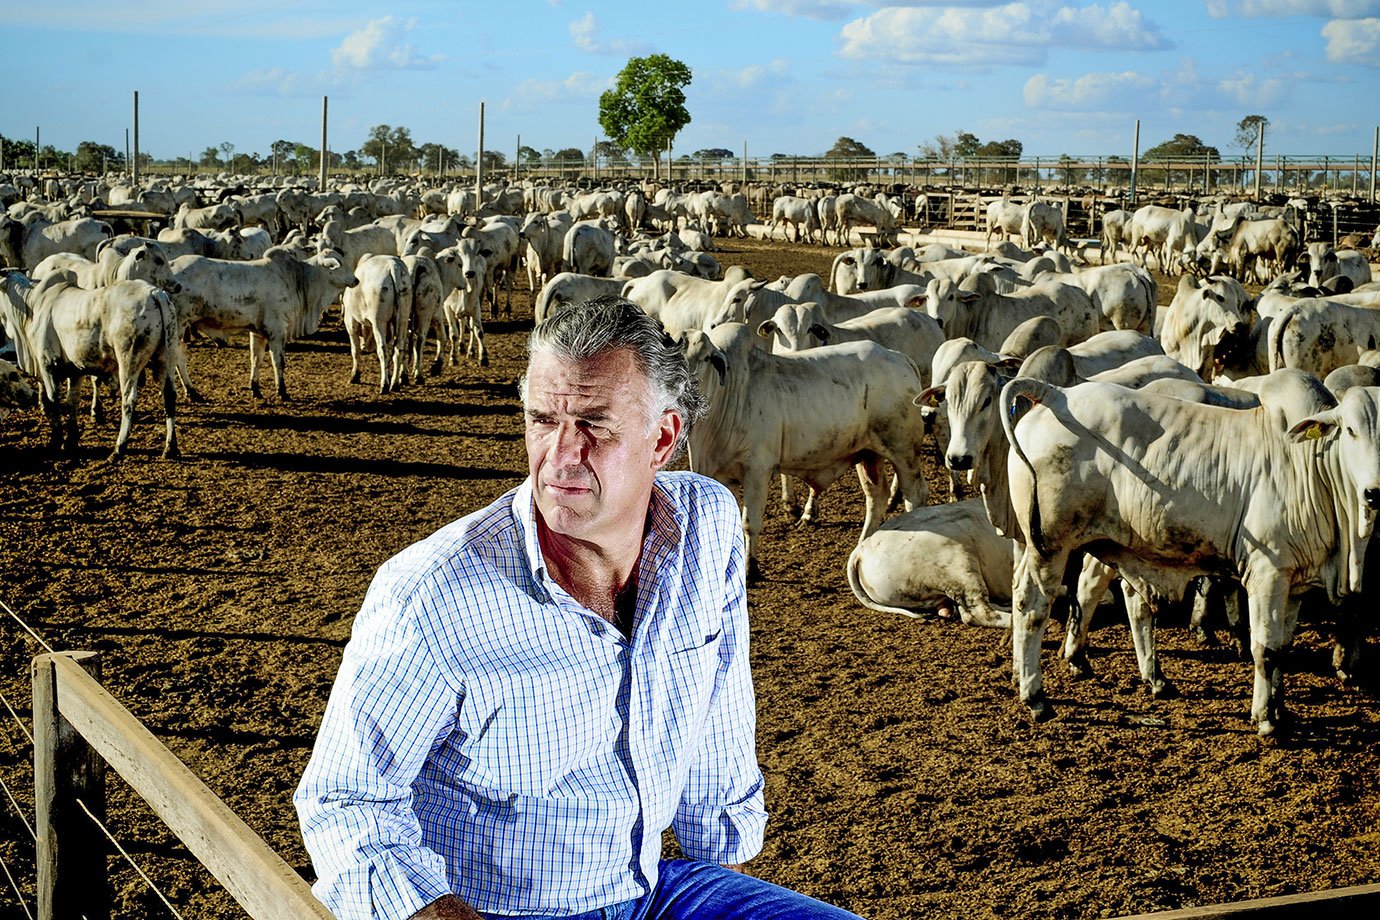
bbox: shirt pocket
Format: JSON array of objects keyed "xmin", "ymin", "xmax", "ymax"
[{"xmin": 452, "ymin": 663, "xmax": 620, "ymax": 797}]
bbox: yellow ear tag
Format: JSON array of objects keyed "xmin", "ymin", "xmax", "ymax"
[{"xmin": 1306, "ymin": 424, "xmax": 1322, "ymax": 440}]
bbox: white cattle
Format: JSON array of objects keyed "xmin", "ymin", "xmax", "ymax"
[
  {"xmin": 756, "ymin": 302, "xmax": 945, "ymax": 386},
  {"xmin": 834, "ymin": 194, "xmax": 901, "ymax": 247},
  {"xmin": 681, "ymin": 322, "xmax": 930, "ymax": 581},
  {"xmin": 173, "ymin": 201, "xmax": 241, "ymax": 232},
  {"xmin": 621, "ymin": 267, "xmax": 753, "ymax": 337},
  {"xmin": 1269, "ymin": 297, "xmax": 1380, "ymax": 378},
  {"xmin": 781, "ymin": 273, "xmax": 929, "ymax": 323},
  {"xmin": 438, "ymin": 239, "xmax": 491, "ymax": 367},
  {"xmin": 1056, "ymin": 262, "xmax": 1157, "ymax": 335},
  {"xmin": 1128, "ymin": 205, "xmax": 1200, "ymax": 273},
  {"xmin": 562, "ymin": 219, "xmax": 618, "ymax": 277},
  {"xmin": 925, "ymin": 272, "xmax": 1098, "ymax": 350},
  {"xmin": 155, "ymin": 227, "xmax": 242, "ymax": 260},
  {"xmin": 1001, "ymin": 371, "xmax": 1380, "ymax": 736},
  {"xmin": 1297, "ymin": 243, "xmax": 1372, "ymax": 291},
  {"xmin": 0, "ymin": 271, "xmax": 178, "ymax": 459},
  {"xmin": 1022, "ymin": 200, "xmax": 1068, "ymax": 253},
  {"xmin": 319, "ymin": 219, "xmax": 398, "ymax": 270},
  {"xmin": 768, "ymin": 196, "xmax": 821, "ymax": 244},
  {"xmin": 168, "ymin": 248, "xmax": 359, "ymax": 400},
  {"xmin": 847, "ymin": 500, "xmax": 1016, "ymax": 627},
  {"xmin": 462, "ymin": 217, "xmax": 520, "ymax": 316},
  {"xmin": 33, "ymin": 242, "xmax": 179, "ymax": 294},
  {"xmin": 18, "ymin": 217, "xmax": 113, "ymax": 270},
  {"xmin": 518, "ymin": 210, "xmax": 574, "ymax": 290},
  {"xmin": 1099, "ymin": 209, "xmax": 1132, "ymax": 264},
  {"xmin": 1159, "ymin": 274, "xmax": 1253, "ymax": 380},
  {"xmin": 342, "ymin": 255, "xmax": 413, "ymax": 394},
  {"xmin": 1016, "ymin": 330, "xmax": 1168, "ymax": 385},
  {"xmin": 816, "ymin": 195, "xmax": 840, "ymax": 246},
  {"xmin": 402, "ymin": 250, "xmax": 447, "ymax": 382},
  {"xmin": 985, "ymin": 199, "xmax": 1026, "ymax": 249},
  {"xmin": 533, "ymin": 272, "xmax": 627, "ymax": 325},
  {"xmin": 1197, "ymin": 213, "xmax": 1301, "ymax": 282}
]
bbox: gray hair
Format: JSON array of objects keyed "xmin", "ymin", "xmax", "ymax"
[{"xmin": 522, "ymin": 296, "xmax": 706, "ymax": 463}]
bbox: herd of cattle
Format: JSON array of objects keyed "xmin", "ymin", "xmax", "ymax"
[{"xmin": 1, "ymin": 170, "xmax": 1379, "ymax": 739}]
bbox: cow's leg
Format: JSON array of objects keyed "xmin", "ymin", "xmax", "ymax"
[
  {"xmin": 1247, "ymin": 577, "xmax": 1296, "ymax": 737},
  {"xmin": 741, "ymin": 470, "xmax": 770, "ymax": 585},
  {"xmin": 469, "ymin": 307, "xmax": 489, "ymax": 368},
  {"xmin": 429, "ymin": 316, "xmax": 448, "ymax": 377},
  {"xmin": 1011, "ymin": 546, "xmax": 1066, "ymax": 721},
  {"xmin": 854, "ymin": 455, "xmax": 888, "ymax": 542},
  {"xmin": 109, "ymin": 356, "xmax": 141, "ymax": 461},
  {"xmin": 1123, "ymin": 582, "xmax": 1174, "ymax": 699},
  {"xmin": 371, "ymin": 319, "xmax": 391, "ymax": 395},
  {"xmin": 1064, "ymin": 556, "xmax": 1117, "ymax": 680},
  {"xmin": 346, "ymin": 321, "xmax": 365, "ymax": 385},
  {"xmin": 265, "ymin": 334, "xmax": 290, "ymax": 401},
  {"xmin": 248, "ymin": 332, "xmax": 266, "ymax": 399},
  {"xmin": 39, "ymin": 380, "xmax": 65, "ymax": 452},
  {"xmin": 60, "ymin": 374, "xmax": 82, "ymax": 456},
  {"xmin": 157, "ymin": 356, "xmax": 179, "ymax": 459}
]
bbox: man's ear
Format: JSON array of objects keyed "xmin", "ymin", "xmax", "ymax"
[{"xmin": 652, "ymin": 409, "xmax": 683, "ymax": 467}]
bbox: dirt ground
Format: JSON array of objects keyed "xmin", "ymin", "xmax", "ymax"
[{"xmin": 2, "ymin": 236, "xmax": 1380, "ymax": 919}]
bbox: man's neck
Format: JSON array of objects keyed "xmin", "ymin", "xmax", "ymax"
[{"xmin": 537, "ymin": 518, "xmax": 644, "ymax": 629}]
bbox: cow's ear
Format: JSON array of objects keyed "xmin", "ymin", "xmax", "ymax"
[
  {"xmin": 1287, "ymin": 411, "xmax": 1339, "ymax": 443},
  {"xmin": 809, "ymin": 323, "xmax": 831, "ymax": 344},
  {"xmin": 481, "ymin": 248, "xmax": 494, "ymax": 259},
  {"xmin": 915, "ymin": 385, "xmax": 945, "ymax": 407},
  {"xmin": 756, "ymin": 321, "xmax": 776, "ymax": 338},
  {"xmin": 904, "ymin": 294, "xmax": 925, "ymax": 309},
  {"xmin": 708, "ymin": 351, "xmax": 728, "ymax": 385},
  {"xmin": 958, "ymin": 290, "xmax": 980, "ymax": 305}
]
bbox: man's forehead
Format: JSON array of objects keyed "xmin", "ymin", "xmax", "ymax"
[{"xmin": 527, "ymin": 349, "xmax": 648, "ymax": 403}]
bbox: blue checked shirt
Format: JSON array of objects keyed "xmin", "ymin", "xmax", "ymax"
[{"xmin": 295, "ymin": 472, "xmax": 766, "ymax": 920}]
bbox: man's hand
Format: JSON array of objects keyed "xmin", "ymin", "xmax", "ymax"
[{"xmin": 407, "ymin": 894, "xmax": 484, "ymax": 920}]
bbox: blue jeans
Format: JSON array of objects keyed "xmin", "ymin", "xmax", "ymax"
[{"xmin": 484, "ymin": 859, "xmax": 865, "ymax": 919}]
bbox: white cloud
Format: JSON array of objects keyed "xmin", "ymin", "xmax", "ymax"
[
  {"xmin": 498, "ymin": 72, "xmax": 611, "ymax": 112},
  {"xmin": 1322, "ymin": 17, "xmax": 1380, "ymax": 63},
  {"xmin": 330, "ymin": 16, "xmax": 443, "ymax": 71},
  {"xmin": 734, "ymin": 0, "xmax": 1007, "ymax": 19},
  {"xmin": 1216, "ymin": 70, "xmax": 1288, "ymax": 105},
  {"xmin": 1214, "ymin": 1, "xmax": 1380, "ymax": 16},
  {"xmin": 235, "ymin": 67, "xmax": 334, "ymax": 97},
  {"xmin": 719, "ymin": 60, "xmax": 793, "ymax": 89},
  {"xmin": 839, "ymin": 3, "xmax": 1169, "ymax": 67},
  {"xmin": 9, "ymin": 0, "xmax": 356, "ymax": 37},
  {"xmin": 569, "ymin": 12, "xmax": 650, "ymax": 55},
  {"xmin": 1023, "ymin": 70, "xmax": 1159, "ymax": 110}
]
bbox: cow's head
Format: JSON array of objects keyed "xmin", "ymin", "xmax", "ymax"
[{"xmin": 1289, "ymin": 387, "xmax": 1380, "ymax": 545}]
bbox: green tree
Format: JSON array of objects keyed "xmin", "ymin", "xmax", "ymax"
[
  {"xmin": 218, "ymin": 141, "xmax": 235, "ymax": 166},
  {"xmin": 824, "ymin": 136, "xmax": 874, "ymax": 182},
  {"xmin": 598, "ymin": 54, "xmax": 693, "ymax": 179},
  {"xmin": 954, "ymin": 131, "xmax": 981, "ymax": 158},
  {"xmin": 73, "ymin": 141, "xmax": 120, "ymax": 174},
  {"xmin": 518, "ymin": 145, "xmax": 543, "ymax": 168},
  {"xmin": 553, "ymin": 147, "xmax": 585, "ymax": 164},
  {"xmin": 200, "ymin": 146, "xmax": 221, "ymax": 167},
  {"xmin": 1143, "ymin": 133, "xmax": 1220, "ymax": 161},
  {"xmin": 294, "ymin": 143, "xmax": 319, "ymax": 174},
  {"xmin": 1234, "ymin": 114, "xmax": 1269, "ymax": 152},
  {"xmin": 361, "ymin": 125, "xmax": 417, "ymax": 173}
]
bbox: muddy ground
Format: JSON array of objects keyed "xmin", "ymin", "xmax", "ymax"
[{"xmin": 2, "ymin": 236, "xmax": 1379, "ymax": 919}]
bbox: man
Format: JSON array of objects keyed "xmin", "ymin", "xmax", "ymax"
[{"xmin": 296, "ymin": 298, "xmax": 862, "ymax": 920}]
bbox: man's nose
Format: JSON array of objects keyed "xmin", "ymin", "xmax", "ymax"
[{"xmin": 550, "ymin": 423, "xmax": 585, "ymax": 465}]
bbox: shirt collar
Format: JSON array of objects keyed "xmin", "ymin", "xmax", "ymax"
[{"xmin": 514, "ymin": 475, "xmax": 686, "ymax": 596}]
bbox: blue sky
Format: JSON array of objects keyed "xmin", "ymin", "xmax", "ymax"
[{"xmin": 5, "ymin": 1, "xmax": 1378, "ymax": 164}]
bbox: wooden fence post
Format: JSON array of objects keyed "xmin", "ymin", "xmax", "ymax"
[{"xmin": 33, "ymin": 651, "xmax": 109, "ymax": 920}]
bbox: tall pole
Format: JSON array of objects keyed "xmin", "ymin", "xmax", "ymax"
[
  {"xmin": 593, "ymin": 135, "xmax": 599, "ymax": 183},
  {"xmin": 1129, "ymin": 119, "xmax": 1140, "ymax": 207},
  {"xmin": 1253, "ymin": 122, "xmax": 1265, "ymax": 201},
  {"xmin": 742, "ymin": 141, "xmax": 747, "ymax": 186},
  {"xmin": 36, "ymin": 126, "xmax": 41, "ymax": 172},
  {"xmin": 125, "ymin": 129, "xmax": 130, "ymax": 180},
  {"xmin": 133, "ymin": 91, "xmax": 140, "ymax": 189},
  {"xmin": 514, "ymin": 133, "xmax": 520, "ymax": 181},
  {"xmin": 1371, "ymin": 126, "xmax": 1378, "ymax": 204},
  {"xmin": 475, "ymin": 101, "xmax": 486, "ymax": 206},
  {"xmin": 319, "ymin": 95, "xmax": 329, "ymax": 189}
]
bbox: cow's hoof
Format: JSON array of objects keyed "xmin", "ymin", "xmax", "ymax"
[
  {"xmin": 1024, "ymin": 692, "xmax": 1054, "ymax": 722},
  {"xmin": 1192, "ymin": 626, "xmax": 1218, "ymax": 647},
  {"xmin": 746, "ymin": 558, "xmax": 763, "ymax": 585},
  {"xmin": 1256, "ymin": 719, "xmax": 1277, "ymax": 738},
  {"xmin": 1148, "ymin": 677, "xmax": 1178, "ymax": 700},
  {"xmin": 1066, "ymin": 652, "xmax": 1094, "ymax": 681},
  {"xmin": 480, "ymin": 355, "xmax": 490, "ymax": 368},
  {"xmin": 349, "ymin": 373, "xmax": 361, "ymax": 385}
]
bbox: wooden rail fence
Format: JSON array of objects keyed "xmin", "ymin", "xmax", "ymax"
[{"xmin": 31, "ymin": 651, "xmax": 332, "ymax": 920}]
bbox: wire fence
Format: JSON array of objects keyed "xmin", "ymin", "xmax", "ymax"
[{"xmin": 0, "ymin": 598, "xmax": 196, "ymax": 920}]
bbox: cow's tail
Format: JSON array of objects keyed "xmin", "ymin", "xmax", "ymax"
[
  {"xmin": 1268, "ymin": 303, "xmax": 1300, "ymax": 372},
  {"xmin": 1133, "ymin": 267, "xmax": 1158, "ymax": 335},
  {"xmin": 845, "ymin": 545, "xmax": 927, "ymax": 619},
  {"xmin": 1000, "ymin": 377, "xmax": 1060, "ymax": 558}
]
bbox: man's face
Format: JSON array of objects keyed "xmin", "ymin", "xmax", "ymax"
[{"xmin": 524, "ymin": 348, "xmax": 679, "ymax": 547}]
